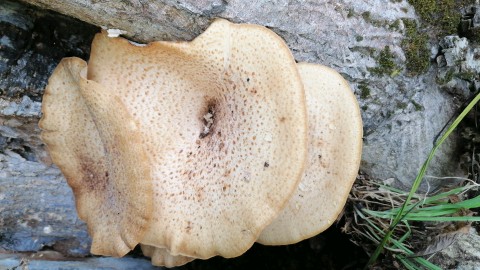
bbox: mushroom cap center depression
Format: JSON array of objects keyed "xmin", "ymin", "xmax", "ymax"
[{"xmin": 86, "ymin": 19, "xmax": 308, "ymax": 259}]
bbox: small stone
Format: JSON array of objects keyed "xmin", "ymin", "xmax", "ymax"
[
  {"xmin": 432, "ymin": 227, "xmax": 480, "ymax": 270},
  {"xmin": 440, "ymin": 36, "xmax": 469, "ymax": 67}
]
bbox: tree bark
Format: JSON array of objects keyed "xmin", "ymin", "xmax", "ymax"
[{"xmin": 2, "ymin": 0, "xmax": 476, "ymax": 268}]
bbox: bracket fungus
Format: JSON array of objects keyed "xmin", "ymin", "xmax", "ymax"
[
  {"xmin": 141, "ymin": 244, "xmax": 195, "ymax": 267},
  {"xmin": 39, "ymin": 58, "xmax": 152, "ymax": 256},
  {"xmin": 257, "ymin": 63, "xmax": 363, "ymax": 245},
  {"xmin": 40, "ymin": 19, "xmax": 362, "ymax": 267},
  {"xmin": 135, "ymin": 62, "xmax": 363, "ymax": 267}
]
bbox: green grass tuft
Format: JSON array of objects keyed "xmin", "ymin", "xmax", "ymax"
[{"xmin": 348, "ymin": 91, "xmax": 480, "ymax": 269}]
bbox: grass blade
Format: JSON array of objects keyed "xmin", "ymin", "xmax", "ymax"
[{"xmin": 365, "ymin": 91, "xmax": 480, "ymax": 268}]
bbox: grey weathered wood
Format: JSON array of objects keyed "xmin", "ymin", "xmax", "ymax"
[
  {"xmin": 18, "ymin": 0, "xmax": 222, "ymax": 42},
  {"xmin": 0, "ymin": 252, "xmax": 157, "ymax": 269},
  {"xmin": 2, "ymin": 0, "xmax": 478, "ymax": 268},
  {"xmin": 15, "ymin": 0, "xmax": 466, "ymax": 188},
  {"xmin": 1, "ymin": 0, "xmax": 97, "ymax": 258}
]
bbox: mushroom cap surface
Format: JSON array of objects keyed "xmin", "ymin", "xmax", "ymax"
[
  {"xmin": 85, "ymin": 19, "xmax": 308, "ymax": 258},
  {"xmin": 39, "ymin": 58, "xmax": 153, "ymax": 256},
  {"xmin": 141, "ymin": 244, "xmax": 195, "ymax": 267},
  {"xmin": 257, "ymin": 63, "xmax": 363, "ymax": 245}
]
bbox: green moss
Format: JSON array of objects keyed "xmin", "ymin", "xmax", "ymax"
[
  {"xmin": 362, "ymin": 11, "xmax": 371, "ymax": 22},
  {"xmin": 457, "ymin": 71, "xmax": 478, "ymax": 81},
  {"xmin": 355, "ymin": 35, "xmax": 364, "ymax": 42},
  {"xmin": 350, "ymin": 46, "xmax": 377, "ymax": 57},
  {"xmin": 362, "ymin": 105, "xmax": 369, "ymax": 111},
  {"xmin": 389, "ymin": 19, "xmax": 402, "ymax": 31},
  {"xmin": 347, "ymin": 8, "xmax": 355, "ymax": 18},
  {"xmin": 435, "ymin": 68, "xmax": 478, "ymax": 85},
  {"xmin": 468, "ymin": 28, "xmax": 480, "ymax": 43},
  {"xmin": 359, "ymin": 83, "xmax": 371, "ymax": 99},
  {"xmin": 408, "ymin": 0, "xmax": 475, "ymax": 34},
  {"xmin": 411, "ymin": 100, "xmax": 424, "ymax": 111},
  {"xmin": 356, "ymin": 10, "xmax": 401, "ymax": 30},
  {"xmin": 408, "ymin": 0, "xmax": 436, "ymax": 20},
  {"xmin": 361, "ymin": 11, "xmax": 385, "ymax": 27},
  {"xmin": 445, "ymin": 69, "xmax": 455, "ymax": 82},
  {"xmin": 402, "ymin": 19, "xmax": 430, "ymax": 75},
  {"xmin": 368, "ymin": 46, "xmax": 401, "ymax": 76},
  {"xmin": 397, "ymin": 101, "xmax": 408, "ymax": 110},
  {"xmin": 377, "ymin": 46, "xmax": 398, "ymax": 74},
  {"xmin": 437, "ymin": 69, "xmax": 455, "ymax": 84}
]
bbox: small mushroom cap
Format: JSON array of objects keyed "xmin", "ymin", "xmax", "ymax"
[
  {"xmin": 86, "ymin": 19, "xmax": 308, "ymax": 258},
  {"xmin": 141, "ymin": 244, "xmax": 195, "ymax": 267},
  {"xmin": 39, "ymin": 58, "xmax": 152, "ymax": 257},
  {"xmin": 257, "ymin": 63, "xmax": 363, "ymax": 245}
]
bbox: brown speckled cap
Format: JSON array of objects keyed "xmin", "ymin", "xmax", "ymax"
[
  {"xmin": 258, "ymin": 63, "xmax": 363, "ymax": 245},
  {"xmin": 141, "ymin": 244, "xmax": 195, "ymax": 267},
  {"xmin": 42, "ymin": 18, "xmax": 308, "ymax": 260},
  {"xmin": 39, "ymin": 57, "xmax": 152, "ymax": 257}
]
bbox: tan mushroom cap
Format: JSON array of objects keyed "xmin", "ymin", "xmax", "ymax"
[
  {"xmin": 39, "ymin": 58, "xmax": 152, "ymax": 256},
  {"xmin": 141, "ymin": 244, "xmax": 195, "ymax": 267},
  {"xmin": 138, "ymin": 63, "xmax": 362, "ymax": 268},
  {"xmin": 257, "ymin": 63, "xmax": 363, "ymax": 245},
  {"xmin": 86, "ymin": 19, "xmax": 308, "ymax": 258}
]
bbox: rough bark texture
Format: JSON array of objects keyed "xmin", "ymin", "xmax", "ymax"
[
  {"xmin": 1, "ymin": 0, "xmax": 99, "ymax": 258},
  {"xmin": 1, "ymin": 0, "xmax": 480, "ymax": 268},
  {"xmin": 16, "ymin": 0, "xmax": 468, "ymax": 188}
]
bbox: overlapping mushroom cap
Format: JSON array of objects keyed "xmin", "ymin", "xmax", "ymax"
[
  {"xmin": 39, "ymin": 58, "xmax": 152, "ymax": 257},
  {"xmin": 40, "ymin": 19, "xmax": 309, "ymax": 259},
  {"xmin": 141, "ymin": 244, "xmax": 195, "ymax": 268},
  {"xmin": 136, "ymin": 62, "xmax": 363, "ymax": 267},
  {"xmin": 258, "ymin": 63, "xmax": 363, "ymax": 245},
  {"xmin": 40, "ymin": 18, "xmax": 363, "ymax": 267}
]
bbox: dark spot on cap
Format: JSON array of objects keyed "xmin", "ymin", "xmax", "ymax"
[{"xmin": 79, "ymin": 156, "xmax": 109, "ymax": 192}]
